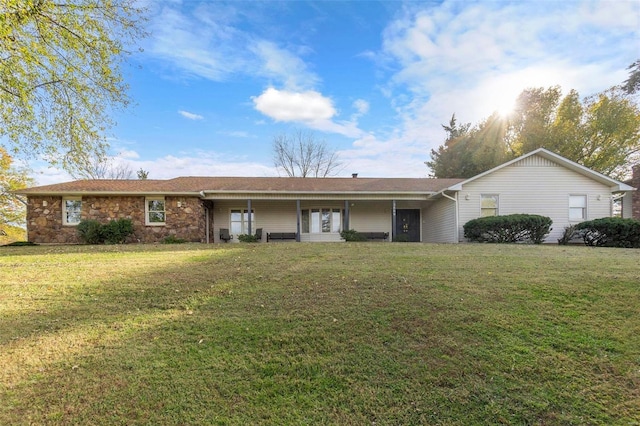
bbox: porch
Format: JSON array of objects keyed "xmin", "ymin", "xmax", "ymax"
[{"xmin": 206, "ymin": 199, "xmax": 432, "ymax": 243}]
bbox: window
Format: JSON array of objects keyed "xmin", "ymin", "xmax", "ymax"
[
  {"xmin": 480, "ymin": 194, "xmax": 499, "ymax": 217},
  {"xmin": 230, "ymin": 209, "xmax": 255, "ymax": 234},
  {"xmin": 63, "ymin": 198, "xmax": 82, "ymax": 225},
  {"xmin": 146, "ymin": 197, "xmax": 166, "ymax": 225},
  {"xmin": 569, "ymin": 195, "xmax": 587, "ymax": 221},
  {"xmin": 301, "ymin": 208, "xmax": 341, "ymax": 233}
]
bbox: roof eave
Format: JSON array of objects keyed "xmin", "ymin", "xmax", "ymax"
[{"xmin": 16, "ymin": 191, "xmax": 202, "ymax": 197}]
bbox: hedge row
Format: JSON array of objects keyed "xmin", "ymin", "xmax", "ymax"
[
  {"xmin": 574, "ymin": 217, "xmax": 640, "ymax": 248},
  {"xmin": 463, "ymin": 214, "xmax": 553, "ymax": 244}
]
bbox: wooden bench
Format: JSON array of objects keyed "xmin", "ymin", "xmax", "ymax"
[
  {"xmin": 360, "ymin": 232, "xmax": 389, "ymax": 241},
  {"xmin": 267, "ymin": 232, "xmax": 297, "ymax": 242}
]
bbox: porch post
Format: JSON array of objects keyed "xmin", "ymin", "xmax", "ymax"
[
  {"xmin": 344, "ymin": 200, "xmax": 350, "ymax": 231},
  {"xmin": 205, "ymin": 206, "xmax": 210, "ymax": 244},
  {"xmin": 392, "ymin": 200, "xmax": 397, "ymax": 242},
  {"xmin": 296, "ymin": 199, "xmax": 301, "ymax": 242},
  {"xmin": 247, "ymin": 199, "xmax": 252, "ymax": 235}
]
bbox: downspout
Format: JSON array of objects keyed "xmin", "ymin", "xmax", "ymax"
[{"xmin": 441, "ymin": 191, "xmax": 459, "ymax": 243}]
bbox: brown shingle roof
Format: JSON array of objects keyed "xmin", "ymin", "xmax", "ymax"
[{"xmin": 16, "ymin": 176, "xmax": 464, "ymax": 195}]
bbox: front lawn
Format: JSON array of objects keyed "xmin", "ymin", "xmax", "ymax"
[{"xmin": 1, "ymin": 243, "xmax": 638, "ymax": 424}]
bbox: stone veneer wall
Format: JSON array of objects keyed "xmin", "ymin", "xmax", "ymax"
[{"xmin": 27, "ymin": 195, "xmax": 206, "ymax": 244}]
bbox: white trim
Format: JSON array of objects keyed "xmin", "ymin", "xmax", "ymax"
[
  {"xmin": 480, "ymin": 194, "xmax": 499, "ymax": 217},
  {"xmin": 301, "ymin": 206, "xmax": 342, "ymax": 234},
  {"xmin": 569, "ymin": 194, "xmax": 587, "ymax": 222},
  {"xmin": 62, "ymin": 197, "xmax": 82, "ymax": 226},
  {"xmin": 145, "ymin": 197, "xmax": 166, "ymax": 226},
  {"xmin": 229, "ymin": 208, "xmax": 255, "ymax": 235}
]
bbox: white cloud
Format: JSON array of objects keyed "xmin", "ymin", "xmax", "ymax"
[
  {"xmin": 117, "ymin": 149, "xmax": 140, "ymax": 160},
  {"xmin": 334, "ymin": 0, "xmax": 640, "ymax": 177},
  {"xmin": 218, "ymin": 130, "xmax": 253, "ymax": 138},
  {"xmin": 252, "ymin": 87, "xmax": 336, "ymax": 122},
  {"xmin": 252, "ymin": 88, "xmax": 366, "ymax": 138},
  {"xmin": 131, "ymin": 153, "xmax": 277, "ymax": 179},
  {"xmin": 148, "ymin": 5, "xmax": 319, "ymax": 90},
  {"xmin": 149, "ymin": 7, "xmax": 245, "ymax": 80},
  {"xmin": 352, "ymin": 99, "xmax": 370, "ymax": 119},
  {"xmin": 178, "ymin": 110, "xmax": 204, "ymax": 120},
  {"xmin": 250, "ymin": 40, "xmax": 319, "ymax": 90}
]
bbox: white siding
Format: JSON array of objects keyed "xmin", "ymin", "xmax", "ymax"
[
  {"xmin": 348, "ymin": 201, "xmax": 392, "ymax": 234},
  {"xmin": 458, "ymin": 155, "xmax": 614, "ymax": 243},
  {"xmin": 423, "ymin": 197, "xmax": 457, "ymax": 243},
  {"xmin": 621, "ymin": 192, "xmax": 633, "ymax": 219}
]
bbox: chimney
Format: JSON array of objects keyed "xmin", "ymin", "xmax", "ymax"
[{"xmin": 352, "ymin": 173, "xmax": 358, "ymax": 178}]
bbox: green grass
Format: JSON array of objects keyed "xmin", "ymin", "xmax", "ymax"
[
  {"xmin": 0, "ymin": 224, "xmax": 26, "ymax": 245},
  {"xmin": 1, "ymin": 243, "xmax": 639, "ymax": 425}
]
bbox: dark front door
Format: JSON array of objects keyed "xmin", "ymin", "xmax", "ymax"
[{"xmin": 395, "ymin": 209, "xmax": 420, "ymax": 242}]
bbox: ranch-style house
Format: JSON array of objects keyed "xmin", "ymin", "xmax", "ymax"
[{"xmin": 16, "ymin": 149, "xmax": 637, "ymax": 244}]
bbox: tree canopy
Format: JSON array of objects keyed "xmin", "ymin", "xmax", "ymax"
[
  {"xmin": 622, "ymin": 59, "xmax": 640, "ymax": 95},
  {"xmin": 0, "ymin": 0, "xmax": 147, "ymax": 172},
  {"xmin": 0, "ymin": 147, "xmax": 33, "ymax": 232},
  {"xmin": 428, "ymin": 86, "xmax": 640, "ymax": 180}
]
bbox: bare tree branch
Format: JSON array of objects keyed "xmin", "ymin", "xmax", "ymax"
[
  {"xmin": 272, "ymin": 129, "xmax": 344, "ymax": 177},
  {"xmin": 70, "ymin": 153, "xmax": 133, "ymax": 179}
]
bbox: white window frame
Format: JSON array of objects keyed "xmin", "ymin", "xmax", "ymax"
[
  {"xmin": 301, "ymin": 208, "xmax": 342, "ymax": 233},
  {"xmin": 62, "ymin": 197, "xmax": 82, "ymax": 226},
  {"xmin": 569, "ymin": 194, "xmax": 587, "ymax": 222},
  {"xmin": 480, "ymin": 194, "xmax": 499, "ymax": 217},
  {"xmin": 145, "ymin": 197, "xmax": 166, "ymax": 226},
  {"xmin": 229, "ymin": 209, "xmax": 255, "ymax": 235}
]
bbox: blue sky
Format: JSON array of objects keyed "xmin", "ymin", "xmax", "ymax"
[{"xmin": 35, "ymin": 0, "xmax": 640, "ymax": 185}]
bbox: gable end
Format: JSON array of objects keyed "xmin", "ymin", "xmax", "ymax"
[{"xmin": 513, "ymin": 155, "xmax": 559, "ymax": 168}]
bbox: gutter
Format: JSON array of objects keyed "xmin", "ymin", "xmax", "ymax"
[{"xmin": 13, "ymin": 191, "xmax": 203, "ymax": 197}]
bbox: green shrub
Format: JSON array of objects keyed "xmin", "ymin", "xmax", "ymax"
[
  {"xmin": 575, "ymin": 217, "xmax": 640, "ymax": 248},
  {"xmin": 557, "ymin": 225, "xmax": 579, "ymax": 245},
  {"xmin": 102, "ymin": 218, "xmax": 134, "ymax": 244},
  {"xmin": 238, "ymin": 234, "xmax": 258, "ymax": 243},
  {"xmin": 340, "ymin": 229, "xmax": 367, "ymax": 242},
  {"xmin": 77, "ymin": 219, "xmax": 104, "ymax": 244},
  {"xmin": 163, "ymin": 235, "xmax": 187, "ymax": 244},
  {"xmin": 463, "ymin": 214, "xmax": 553, "ymax": 244},
  {"xmin": 77, "ymin": 218, "xmax": 134, "ymax": 244}
]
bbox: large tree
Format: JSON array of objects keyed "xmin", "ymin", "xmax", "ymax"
[
  {"xmin": 428, "ymin": 113, "xmax": 510, "ymax": 178},
  {"xmin": 0, "ymin": 0, "xmax": 147, "ymax": 172},
  {"xmin": 622, "ymin": 59, "xmax": 640, "ymax": 95},
  {"xmin": 0, "ymin": 147, "xmax": 33, "ymax": 233},
  {"xmin": 428, "ymin": 86, "xmax": 640, "ymax": 180},
  {"xmin": 426, "ymin": 114, "xmax": 472, "ymax": 177},
  {"xmin": 272, "ymin": 129, "xmax": 343, "ymax": 177}
]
